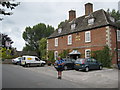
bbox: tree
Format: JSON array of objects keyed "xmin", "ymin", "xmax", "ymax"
[
  {"xmin": 0, "ymin": 0, "xmax": 20, "ymax": 20},
  {"xmin": 58, "ymin": 20, "xmax": 67, "ymax": 28},
  {"xmin": 107, "ymin": 9, "xmax": 120, "ymax": 27},
  {"xmin": 22, "ymin": 23, "xmax": 54, "ymax": 57},
  {"xmin": 0, "ymin": 33, "xmax": 13, "ymax": 48},
  {"xmin": 39, "ymin": 38, "xmax": 47, "ymax": 60}
]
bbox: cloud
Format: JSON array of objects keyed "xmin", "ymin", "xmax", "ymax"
[{"xmin": 1, "ymin": 1, "xmax": 119, "ymax": 51}]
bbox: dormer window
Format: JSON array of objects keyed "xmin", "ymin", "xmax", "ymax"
[
  {"xmin": 58, "ymin": 28, "xmax": 62, "ymax": 33},
  {"xmin": 88, "ymin": 18, "xmax": 94, "ymax": 25},
  {"xmin": 109, "ymin": 16, "xmax": 115, "ymax": 22},
  {"xmin": 71, "ymin": 23, "xmax": 76, "ymax": 30}
]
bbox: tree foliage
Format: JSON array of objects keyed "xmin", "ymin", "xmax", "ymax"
[
  {"xmin": 58, "ymin": 20, "xmax": 67, "ymax": 28},
  {"xmin": 0, "ymin": 33, "xmax": 13, "ymax": 48},
  {"xmin": 0, "ymin": 47, "xmax": 17, "ymax": 59},
  {"xmin": 58, "ymin": 50, "xmax": 69, "ymax": 58},
  {"xmin": 39, "ymin": 38, "xmax": 47, "ymax": 60},
  {"xmin": 91, "ymin": 46, "xmax": 112, "ymax": 67},
  {"xmin": 48, "ymin": 51, "xmax": 54, "ymax": 63},
  {"xmin": 0, "ymin": 0, "xmax": 20, "ymax": 16},
  {"xmin": 22, "ymin": 23, "xmax": 54, "ymax": 57},
  {"xmin": 107, "ymin": 9, "xmax": 120, "ymax": 27}
]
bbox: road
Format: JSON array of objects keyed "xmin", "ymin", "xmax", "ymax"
[
  {"xmin": 2, "ymin": 64, "xmax": 119, "ymax": 89},
  {"xmin": 2, "ymin": 64, "xmax": 89, "ymax": 88}
]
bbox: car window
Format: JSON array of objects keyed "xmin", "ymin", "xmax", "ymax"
[
  {"xmin": 91, "ymin": 58, "xmax": 96, "ymax": 62},
  {"xmin": 86, "ymin": 58, "xmax": 91, "ymax": 62},
  {"xmin": 35, "ymin": 58, "xmax": 40, "ymax": 61},
  {"xmin": 18, "ymin": 57, "xmax": 21, "ymax": 60},
  {"xmin": 22, "ymin": 57, "xmax": 25, "ymax": 60},
  {"xmin": 75, "ymin": 59, "xmax": 85, "ymax": 64}
]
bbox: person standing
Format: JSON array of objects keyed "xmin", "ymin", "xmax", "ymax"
[{"xmin": 54, "ymin": 56, "xmax": 64, "ymax": 79}]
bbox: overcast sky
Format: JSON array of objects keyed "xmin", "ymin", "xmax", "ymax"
[{"xmin": 1, "ymin": 0, "xmax": 120, "ymax": 51}]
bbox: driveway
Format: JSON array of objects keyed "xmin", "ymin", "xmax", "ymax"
[{"xmin": 19, "ymin": 65, "xmax": 118, "ymax": 88}]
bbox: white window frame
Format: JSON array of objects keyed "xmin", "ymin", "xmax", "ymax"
[
  {"xmin": 85, "ymin": 49, "xmax": 91, "ymax": 58},
  {"xmin": 68, "ymin": 35, "xmax": 72, "ymax": 45},
  {"xmin": 88, "ymin": 18, "xmax": 94, "ymax": 25},
  {"xmin": 117, "ymin": 30, "xmax": 120, "ymax": 41},
  {"xmin": 71, "ymin": 24, "xmax": 76, "ymax": 30},
  {"xmin": 85, "ymin": 31, "xmax": 91, "ymax": 42},
  {"xmin": 58, "ymin": 28, "xmax": 62, "ymax": 33},
  {"xmin": 54, "ymin": 51, "xmax": 58, "ymax": 60},
  {"xmin": 55, "ymin": 38, "xmax": 58, "ymax": 47}
]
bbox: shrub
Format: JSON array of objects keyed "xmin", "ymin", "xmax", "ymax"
[{"xmin": 91, "ymin": 46, "xmax": 112, "ymax": 67}]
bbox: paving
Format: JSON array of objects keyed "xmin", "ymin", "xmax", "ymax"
[{"xmin": 19, "ymin": 64, "xmax": 118, "ymax": 88}]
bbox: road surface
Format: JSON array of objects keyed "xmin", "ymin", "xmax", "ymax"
[{"xmin": 2, "ymin": 64, "xmax": 88, "ymax": 88}]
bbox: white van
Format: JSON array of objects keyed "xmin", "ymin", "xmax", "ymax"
[{"xmin": 21, "ymin": 56, "xmax": 46, "ymax": 67}]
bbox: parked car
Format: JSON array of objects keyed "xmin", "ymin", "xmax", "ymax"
[
  {"xmin": 21, "ymin": 56, "xmax": 46, "ymax": 67},
  {"xmin": 12, "ymin": 57, "xmax": 22, "ymax": 65},
  {"xmin": 62, "ymin": 58, "xmax": 76, "ymax": 70},
  {"xmin": 74, "ymin": 58, "xmax": 103, "ymax": 72}
]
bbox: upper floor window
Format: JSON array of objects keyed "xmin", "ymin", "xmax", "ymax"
[
  {"xmin": 68, "ymin": 35, "xmax": 72, "ymax": 45},
  {"xmin": 88, "ymin": 18, "xmax": 94, "ymax": 25},
  {"xmin": 71, "ymin": 24, "xmax": 76, "ymax": 30},
  {"xmin": 55, "ymin": 38, "xmax": 58, "ymax": 47},
  {"xmin": 117, "ymin": 30, "xmax": 120, "ymax": 41},
  {"xmin": 85, "ymin": 49, "xmax": 91, "ymax": 58},
  {"xmin": 85, "ymin": 31, "xmax": 91, "ymax": 42},
  {"xmin": 58, "ymin": 28, "xmax": 62, "ymax": 33}
]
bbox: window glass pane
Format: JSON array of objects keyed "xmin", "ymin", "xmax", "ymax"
[
  {"xmin": 118, "ymin": 50, "xmax": 120, "ymax": 57},
  {"xmin": 55, "ymin": 38, "xmax": 58, "ymax": 46},
  {"xmin": 54, "ymin": 51, "xmax": 58, "ymax": 60},
  {"xmin": 58, "ymin": 28, "xmax": 62, "ymax": 33},
  {"xmin": 117, "ymin": 30, "xmax": 120, "ymax": 41},
  {"xmin": 88, "ymin": 18, "xmax": 94, "ymax": 25},
  {"xmin": 85, "ymin": 31, "xmax": 91, "ymax": 42},
  {"xmin": 71, "ymin": 24, "xmax": 76, "ymax": 30},
  {"xmin": 68, "ymin": 35, "xmax": 72, "ymax": 45},
  {"xmin": 85, "ymin": 49, "xmax": 91, "ymax": 58}
]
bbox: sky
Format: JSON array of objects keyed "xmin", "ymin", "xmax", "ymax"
[{"xmin": 0, "ymin": 0, "xmax": 120, "ymax": 51}]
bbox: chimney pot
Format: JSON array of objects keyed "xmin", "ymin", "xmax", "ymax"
[
  {"xmin": 85, "ymin": 3, "xmax": 93, "ymax": 15},
  {"xmin": 69, "ymin": 10, "xmax": 76, "ymax": 21}
]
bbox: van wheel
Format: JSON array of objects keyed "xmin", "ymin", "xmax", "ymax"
[
  {"xmin": 85, "ymin": 67, "xmax": 89, "ymax": 72},
  {"xmin": 99, "ymin": 66, "xmax": 103, "ymax": 70},
  {"xmin": 39, "ymin": 63, "xmax": 43, "ymax": 67},
  {"xmin": 26, "ymin": 64, "xmax": 30, "ymax": 67}
]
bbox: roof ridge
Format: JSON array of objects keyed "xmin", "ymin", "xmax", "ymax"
[{"xmin": 101, "ymin": 9, "xmax": 109, "ymax": 25}]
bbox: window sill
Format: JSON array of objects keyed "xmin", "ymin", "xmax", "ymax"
[
  {"xmin": 67, "ymin": 44, "xmax": 72, "ymax": 46},
  {"xmin": 85, "ymin": 41, "xmax": 91, "ymax": 43}
]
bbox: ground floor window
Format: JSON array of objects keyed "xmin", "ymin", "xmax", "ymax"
[
  {"xmin": 85, "ymin": 49, "xmax": 91, "ymax": 58},
  {"xmin": 54, "ymin": 51, "xmax": 58, "ymax": 60},
  {"xmin": 118, "ymin": 49, "xmax": 120, "ymax": 57},
  {"xmin": 118, "ymin": 49, "xmax": 120, "ymax": 61}
]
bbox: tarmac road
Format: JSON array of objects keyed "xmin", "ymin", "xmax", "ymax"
[
  {"xmin": 2, "ymin": 64, "xmax": 88, "ymax": 88},
  {"xmin": 2, "ymin": 64, "xmax": 119, "ymax": 89}
]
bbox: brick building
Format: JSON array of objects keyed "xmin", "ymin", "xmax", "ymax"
[{"xmin": 47, "ymin": 3, "xmax": 120, "ymax": 65}]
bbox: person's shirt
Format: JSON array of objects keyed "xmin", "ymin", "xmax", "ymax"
[{"xmin": 55, "ymin": 59, "xmax": 64, "ymax": 67}]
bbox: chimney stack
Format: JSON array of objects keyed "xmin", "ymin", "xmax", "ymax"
[
  {"xmin": 69, "ymin": 10, "xmax": 76, "ymax": 21},
  {"xmin": 85, "ymin": 3, "xmax": 93, "ymax": 15}
]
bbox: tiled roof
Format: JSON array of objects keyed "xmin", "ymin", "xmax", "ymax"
[{"xmin": 48, "ymin": 9, "xmax": 118, "ymax": 39}]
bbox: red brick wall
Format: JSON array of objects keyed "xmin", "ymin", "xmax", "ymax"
[
  {"xmin": 48, "ymin": 27, "xmax": 106, "ymax": 52},
  {"xmin": 110, "ymin": 26, "xmax": 117, "ymax": 64},
  {"xmin": 48, "ymin": 26, "xmax": 118, "ymax": 64}
]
